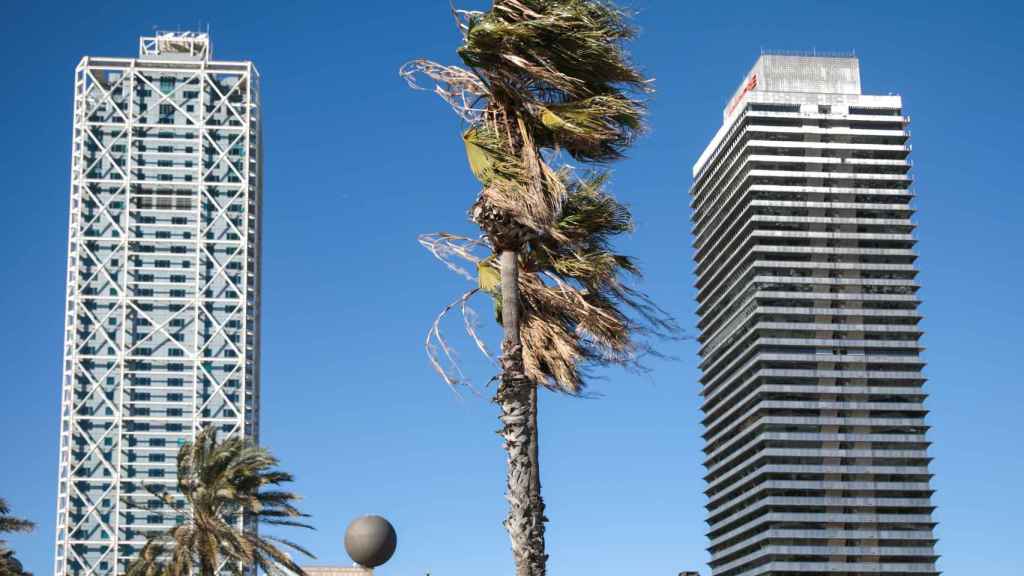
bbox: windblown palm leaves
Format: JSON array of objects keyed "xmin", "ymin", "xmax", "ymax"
[
  {"xmin": 126, "ymin": 428, "xmax": 314, "ymax": 576},
  {"xmin": 461, "ymin": 123, "xmax": 563, "ymax": 238},
  {"xmin": 0, "ymin": 498, "xmax": 33, "ymax": 576},
  {"xmin": 422, "ymin": 171, "xmax": 675, "ymax": 394},
  {"xmin": 0, "ymin": 500, "xmax": 32, "ymax": 537},
  {"xmin": 405, "ymin": 0, "xmax": 670, "ymax": 391},
  {"xmin": 456, "ymin": 0, "xmax": 648, "ymax": 163},
  {"xmin": 520, "ymin": 173, "xmax": 675, "ymax": 392},
  {"xmin": 403, "ymin": 0, "xmax": 650, "ymax": 243}
]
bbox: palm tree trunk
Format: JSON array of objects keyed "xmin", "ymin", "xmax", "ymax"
[
  {"xmin": 517, "ymin": 113, "xmax": 549, "ymax": 576},
  {"xmin": 496, "ymin": 248, "xmax": 536, "ymax": 576},
  {"xmin": 528, "ymin": 384, "xmax": 547, "ymax": 576}
]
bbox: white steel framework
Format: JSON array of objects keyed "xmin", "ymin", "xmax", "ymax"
[{"xmin": 54, "ymin": 32, "xmax": 262, "ymax": 576}]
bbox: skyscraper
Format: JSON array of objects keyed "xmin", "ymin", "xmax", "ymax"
[
  {"xmin": 689, "ymin": 53, "xmax": 939, "ymax": 576},
  {"xmin": 54, "ymin": 32, "xmax": 261, "ymax": 575}
]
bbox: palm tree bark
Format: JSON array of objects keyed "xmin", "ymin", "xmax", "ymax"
[
  {"xmin": 517, "ymin": 113, "xmax": 549, "ymax": 576},
  {"xmin": 528, "ymin": 384, "xmax": 547, "ymax": 576},
  {"xmin": 496, "ymin": 247, "xmax": 536, "ymax": 576}
]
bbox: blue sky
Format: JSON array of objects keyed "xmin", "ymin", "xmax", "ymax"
[{"xmin": 1, "ymin": 1, "xmax": 1022, "ymax": 575}]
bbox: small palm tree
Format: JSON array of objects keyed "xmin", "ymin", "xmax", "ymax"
[
  {"xmin": 405, "ymin": 3, "xmax": 674, "ymax": 573},
  {"xmin": 0, "ymin": 497, "xmax": 34, "ymax": 576},
  {"xmin": 127, "ymin": 428, "xmax": 314, "ymax": 576}
]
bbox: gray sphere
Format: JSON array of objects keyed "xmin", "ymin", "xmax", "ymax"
[{"xmin": 344, "ymin": 515, "xmax": 397, "ymax": 568}]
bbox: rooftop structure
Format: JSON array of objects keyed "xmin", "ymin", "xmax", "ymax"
[
  {"xmin": 138, "ymin": 31, "xmax": 212, "ymax": 61},
  {"xmin": 689, "ymin": 54, "xmax": 940, "ymax": 576},
  {"xmin": 53, "ymin": 32, "xmax": 261, "ymax": 575}
]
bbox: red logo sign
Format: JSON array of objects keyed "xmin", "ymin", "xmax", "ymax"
[{"xmin": 726, "ymin": 73, "xmax": 758, "ymax": 117}]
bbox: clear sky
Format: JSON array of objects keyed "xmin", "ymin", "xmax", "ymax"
[{"xmin": 1, "ymin": 1, "xmax": 1022, "ymax": 575}]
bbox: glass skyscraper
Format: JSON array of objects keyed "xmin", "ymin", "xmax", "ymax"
[
  {"xmin": 54, "ymin": 32, "xmax": 261, "ymax": 575},
  {"xmin": 690, "ymin": 53, "xmax": 939, "ymax": 576}
]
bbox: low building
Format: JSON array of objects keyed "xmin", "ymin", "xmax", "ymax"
[{"xmin": 302, "ymin": 567, "xmax": 372, "ymax": 575}]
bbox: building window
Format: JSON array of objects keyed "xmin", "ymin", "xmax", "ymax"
[{"xmin": 159, "ymin": 77, "xmax": 176, "ymax": 93}]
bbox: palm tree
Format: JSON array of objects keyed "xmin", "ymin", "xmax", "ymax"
[
  {"xmin": 0, "ymin": 498, "xmax": 34, "ymax": 576},
  {"xmin": 126, "ymin": 428, "xmax": 314, "ymax": 576},
  {"xmin": 404, "ymin": 3, "xmax": 672, "ymax": 574}
]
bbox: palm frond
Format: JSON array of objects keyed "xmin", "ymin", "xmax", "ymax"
[
  {"xmin": 399, "ymin": 59, "xmax": 489, "ymax": 123},
  {"xmin": 418, "ymin": 232, "xmax": 489, "ymax": 282},
  {"xmin": 426, "ymin": 287, "xmax": 491, "ymax": 391},
  {"xmin": 514, "ymin": 171, "xmax": 680, "ymax": 392},
  {"xmin": 456, "ymin": 0, "xmax": 649, "ymax": 162},
  {"xmin": 0, "ymin": 499, "xmax": 33, "ymax": 535}
]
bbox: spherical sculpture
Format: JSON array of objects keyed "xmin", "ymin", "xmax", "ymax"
[{"xmin": 344, "ymin": 515, "xmax": 397, "ymax": 568}]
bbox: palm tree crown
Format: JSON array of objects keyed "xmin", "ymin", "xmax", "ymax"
[
  {"xmin": 407, "ymin": 0, "xmax": 675, "ymax": 393},
  {"xmin": 127, "ymin": 428, "xmax": 314, "ymax": 576}
]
